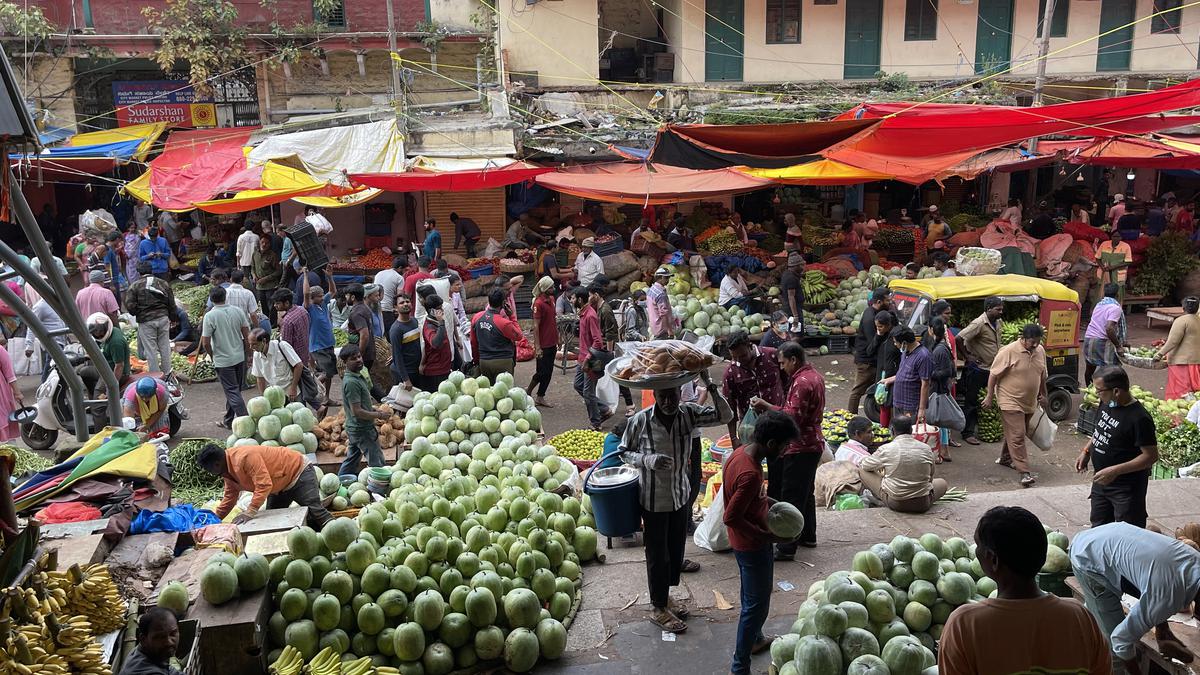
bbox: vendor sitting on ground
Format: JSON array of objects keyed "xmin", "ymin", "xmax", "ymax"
[
  {"xmin": 122, "ymin": 376, "xmax": 170, "ymax": 436},
  {"xmin": 857, "ymin": 415, "xmax": 948, "ymax": 513},
  {"xmin": 835, "ymin": 416, "xmax": 873, "ymax": 466},
  {"xmin": 119, "ymin": 607, "xmax": 182, "ymax": 675},
  {"xmin": 719, "ymin": 266, "xmax": 759, "ymax": 313},
  {"xmin": 1071, "ymin": 521, "xmax": 1200, "ymax": 674},
  {"xmin": 197, "ymin": 443, "xmax": 332, "ymax": 528}
]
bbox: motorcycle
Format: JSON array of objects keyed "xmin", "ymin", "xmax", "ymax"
[{"xmin": 21, "ymin": 344, "xmax": 187, "ymax": 450}]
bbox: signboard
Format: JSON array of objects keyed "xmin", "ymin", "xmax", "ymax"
[
  {"xmin": 112, "ymin": 80, "xmax": 216, "ymax": 127},
  {"xmin": 1044, "ymin": 306, "xmax": 1079, "ymax": 349}
]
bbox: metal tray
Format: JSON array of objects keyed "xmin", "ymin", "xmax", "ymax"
[{"xmin": 604, "ymin": 355, "xmax": 700, "ymax": 391}]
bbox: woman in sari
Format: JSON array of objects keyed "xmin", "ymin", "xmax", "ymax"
[
  {"xmin": 123, "ymin": 226, "xmax": 142, "ymax": 285},
  {"xmin": 1157, "ymin": 296, "xmax": 1200, "ymax": 399}
]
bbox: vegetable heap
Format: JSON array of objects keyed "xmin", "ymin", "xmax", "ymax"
[
  {"xmin": 975, "ymin": 391, "xmax": 1004, "ymax": 443},
  {"xmin": 802, "ymin": 271, "xmax": 837, "ymax": 306},
  {"xmin": 168, "ymin": 438, "xmax": 226, "ymax": 506},
  {"xmin": 226, "ymin": 385, "xmax": 320, "ymax": 455},
  {"xmin": 1, "ymin": 444, "xmax": 52, "ymax": 477},
  {"xmin": 821, "ymin": 410, "xmax": 891, "ymax": 446},
  {"xmin": 197, "ymin": 372, "xmax": 592, "ymax": 674},
  {"xmin": 546, "ymin": 430, "xmax": 607, "ymax": 461},
  {"xmin": 174, "ymin": 283, "xmax": 212, "ymax": 324},
  {"xmin": 771, "ymin": 528, "xmax": 1070, "ymax": 675},
  {"xmin": 1159, "ymin": 422, "xmax": 1200, "ymax": 471},
  {"xmin": 998, "ymin": 308, "xmax": 1041, "ymax": 345}
]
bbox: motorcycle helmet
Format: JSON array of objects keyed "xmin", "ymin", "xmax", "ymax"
[
  {"xmin": 135, "ymin": 377, "xmax": 157, "ymax": 399},
  {"xmin": 86, "ymin": 313, "xmax": 113, "ymax": 343}
]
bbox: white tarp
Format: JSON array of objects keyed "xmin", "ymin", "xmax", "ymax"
[{"xmin": 247, "ymin": 119, "xmax": 405, "ymax": 187}]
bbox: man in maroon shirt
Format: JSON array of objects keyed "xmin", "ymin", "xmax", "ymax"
[
  {"xmin": 724, "ymin": 410, "xmax": 800, "ymax": 675},
  {"xmin": 527, "ymin": 276, "xmax": 558, "ymax": 408},
  {"xmin": 722, "ymin": 331, "xmax": 785, "ymax": 446},
  {"xmin": 273, "ymin": 288, "xmax": 320, "ymax": 409},
  {"xmin": 402, "ymin": 256, "xmax": 434, "ymax": 301},
  {"xmin": 573, "ymin": 287, "xmax": 607, "ymax": 430},
  {"xmin": 470, "ymin": 289, "xmax": 523, "ymax": 381},
  {"xmin": 752, "ymin": 341, "xmax": 825, "ymax": 560}
]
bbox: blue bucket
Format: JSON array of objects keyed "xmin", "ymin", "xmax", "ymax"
[{"xmin": 583, "ymin": 466, "xmax": 641, "ymax": 538}]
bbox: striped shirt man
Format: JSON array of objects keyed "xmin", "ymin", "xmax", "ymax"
[{"xmin": 620, "ymin": 385, "xmax": 733, "ymax": 512}]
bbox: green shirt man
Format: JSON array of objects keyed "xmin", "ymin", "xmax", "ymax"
[
  {"xmin": 102, "ymin": 328, "xmax": 131, "ymax": 384},
  {"xmin": 202, "ymin": 304, "xmax": 251, "ymax": 368}
]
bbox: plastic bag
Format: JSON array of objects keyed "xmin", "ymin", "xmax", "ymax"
[
  {"xmin": 10, "ymin": 337, "xmax": 41, "ymax": 377},
  {"xmin": 954, "ymin": 247, "xmax": 1003, "ymax": 276},
  {"xmin": 610, "ymin": 339, "xmax": 718, "ymax": 383},
  {"xmin": 596, "ymin": 373, "xmax": 619, "ymax": 411},
  {"xmin": 1026, "ymin": 407, "xmax": 1057, "ymax": 451},
  {"xmin": 927, "ymin": 392, "xmax": 965, "ymax": 431},
  {"xmin": 692, "ymin": 487, "xmax": 731, "ymax": 552},
  {"xmin": 873, "ymin": 371, "xmax": 891, "ymax": 406},
  {"xmin": 483, "ymin": 238, "xmax": 504, "ymax": 258},
  {"xmin": 738, "ymin": 408, "xmax": 757, "ymax": 445},
  {"xmin": 834, "ymin": 493, "xmax": 866, "ymax": 510}
]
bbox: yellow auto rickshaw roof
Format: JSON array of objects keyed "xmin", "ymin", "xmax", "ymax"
[{"xmin": 888, "ymin": 275, "xmax": 1079, "ymax": 304}]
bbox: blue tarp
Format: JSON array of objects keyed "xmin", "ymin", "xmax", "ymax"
[
  {"xmin": 13, "ymin": 138, "xmax": 144, "ymax": 161},
  {"xmin": 38, "ymin": 126, "xmax": 75, "ymax": 145},
  {"xmin": 130, "ymin": 504, "xmax": 221, "ymax": 534}
]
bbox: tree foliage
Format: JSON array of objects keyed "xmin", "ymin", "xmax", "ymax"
[
  {"xmin": 0, "ymin": 1, "xmax": 55, "ymax": 43},
  {"xmin": 143, "ymin": 0, "xmax": 248, "ymax": 95}
]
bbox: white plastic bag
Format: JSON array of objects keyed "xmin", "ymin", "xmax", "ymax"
[
  {"xmin": 483, "ymin": 238, "xmax": 504, "ymax": 259},
  {"xmin": 693, "ymin": 488, "xmax": 731, "ymax": 552},
  {"xmin": 596, "ymin": 373, "xmax": 619, "ymax": 411},
  {"xmin": 1026, "ymin": 407, "xmax": 1058, "ymax": 451},
  {"xmin": 11, "ymin": 337, "xmax": 40, "ymax": 377}
]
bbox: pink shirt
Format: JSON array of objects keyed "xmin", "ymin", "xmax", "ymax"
[
  {"xmin": 75, "ymin": 284, "xmax": 118, "ymax": 319},
  {"xmin": 646, "ymin": 283, "xmax": 676, "ymax": 338},
  {"xmin": 578, "ymin": 304, "xmax": 603, "ymax": 364}
]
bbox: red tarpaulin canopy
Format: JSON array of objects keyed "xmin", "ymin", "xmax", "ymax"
[
  {"xmin": 534, "ymin": 162, "xmax": 774, "ymax": 205},
  {"xmin": 1036, "ymin": 136, "xmax": 1200, "ymax": 168},
  {"xmin": 837, "ymin": 103, "xmax": 1200, "ymax": 137},
  {"xmin": 137, "ymin": 127, "xmax": 259, "ymax": 210},
  {"xmin": 350, "ymin": 162, "xmax": 552, "ymax": 192},
  {"xmin": 824, "ymin": 79, "xmax": 1200, "ymax": 183},
  {"xmin": 647, "ymin": 119, "xmax": 877, "ymax": 169}
]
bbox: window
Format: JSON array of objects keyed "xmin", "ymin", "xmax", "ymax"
[
  {"xmin": 1152, "ymin": 0, "xmax": 1182, "ymax": 33},
  {"xmin": 766, "ymin": 0, "xmax": 801, "ymax": 43},
  {"xmin": 314, "ymin": 0, "xmax": 346, "ymax": 28},
  {"xmin": 904, "ymin": 0, "xmax": 937, "ymax": 41},
  {"xmin": 1036, "ymin": 0, "xmax": 1069, "ymax": 37}
]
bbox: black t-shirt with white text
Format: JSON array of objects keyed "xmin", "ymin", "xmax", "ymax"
[
  {"xmin": 780, "ymin": 269, "xmax": 803, "ymax": 318},
  {"xmin": 1091, "ymin": 401, "xmax": 1156, "ymax": 485}
]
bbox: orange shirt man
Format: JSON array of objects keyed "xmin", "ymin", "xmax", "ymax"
[{"xmin": 198, "ymin": 444, "xmax": 332, "ymax": 528}]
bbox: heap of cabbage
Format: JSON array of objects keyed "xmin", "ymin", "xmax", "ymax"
[
  {"xmin": 772, "ymin": 528, "xmax": 1071, "ymax": 675},
  {"xmin": 227, "ymin": 385, "xmax": 319, "ymax": 454},
  {"xmin": 203, "ymin": 371, "xmax": 600, "ymax": 673},
  {"xmin": 661, "ymin": 285, "xmax": 769, "ymax": 338}
]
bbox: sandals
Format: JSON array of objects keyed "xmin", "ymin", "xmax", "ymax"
[
  {"xmin": 948, "ymin": 439, "xmax": 962, "ymax": 448},
  {"xmin": 751, "ymin": 636, "xmax": 776, "ymax": 655},
  {"xmin": 651, "ymin": 607, "xmax": 687, "ymax": 633},
  {"xmin": 669, "ymin": 602, "xmax": 691, "ymax": 619},
  {"xmin": 963, "ymin": 436, "xmax": 981, "ymax": 446},
  {"xmin": 681, "ymin": 559, "xmax": 700, "ymax": 573}
]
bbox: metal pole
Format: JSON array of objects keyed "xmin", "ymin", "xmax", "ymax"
[
  {"xmin": 4, "ymin": 165, "xmax": 123, "ymax": 431},
  {"xmin": 385, "ymin": 0, "xmax": 404, "ymax": 104},
  {"xmin": 1025, "ymin": 0, "xmax": 1057, "ymax": 208}
]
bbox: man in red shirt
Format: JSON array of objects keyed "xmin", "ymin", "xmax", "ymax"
[
  {"xmin": 573, "ymin": 287, "xmax": 607, "ymax": 430},
  {"xmin": 418, "ymin": 295, "xmax": 453, "ymax": 390},
  {"xmin": 402, "ymin": 256, "xmax": 434, "ymax": 301},
  {"xmin": 527, "ymin": 276, "xmax": 558, "ymax": 408},
  {"xmin": 724, "ymin": 410, "xmax": 800, "ymax": 675},
  {"xmin": 752, "ymin": 341, "xmax": 825, "ymax": 560},
  {"xmin": 470, "ymin": 289, "xmax": 523, "ymax": 382},
  {"xmin": 722, "ymin": 331, "xmax": 784, "ymax": 446}
]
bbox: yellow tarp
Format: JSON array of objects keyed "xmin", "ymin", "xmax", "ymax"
[
  {"xmin": 194, "ymin": 161, "xmax": 367, "ymax": 214},
  {"xmin": 65, "ymin": 122, "xmax": 170, "ymax": 162},
  {"xmin": 66, "ymin": 427, "xmax": 158, "ymax": 481},
  {"xmin": 1161, "ymin": 137, "xmax": 1200, "ymax": 155},
  {"xmin": 124, "ymin": 171, "xmax": 152, "ymax": 205},
  {"xmin": 740, "ymin": 159, "xmax": 894, "ymax": 185},
  {"xmin": 888, "ymin": 274, "xmax": 1079, "ymax": 304}
]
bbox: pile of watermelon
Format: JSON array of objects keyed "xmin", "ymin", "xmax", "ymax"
[
  {"xmin": 772, "ymin": 528, "xmax": 1071, "ymax": 675},
  {"xmin": 226, "ymin": 385, "xmax": 319, "ymax": 455},
  {"xmin": 194, "ymin": 373, "xmax": 598, "ymax": 674}
]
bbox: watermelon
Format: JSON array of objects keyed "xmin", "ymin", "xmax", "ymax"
[{"xmin": 793, "ymin": 635, "xmax": 842, "ymax": 674}]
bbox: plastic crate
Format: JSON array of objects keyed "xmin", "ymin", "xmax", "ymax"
[
  {"xmin": 285, "ymin": 221, "xmax": 330, "ymax": 271},
  {"xmin": 363, "ymin": 235, "xmax": 390, "ymax": 250},
  {"xmin": 468, "ymin": 264, "xmax": 493, "ymax": 278},
  {"xmin": 593, "ymin": 238, "xmax": 624, "ymax": 257},
  {"xmin": 1152, "ymin": 462, "xmax": 1177, "ymax": 480},
  {"xmin": 1075, "ymin": 407, "xmax": 1098, "ymax": 437},
  {"xmin": 826, "ymin": 335, "xmax": 853, "ymax": 354}
]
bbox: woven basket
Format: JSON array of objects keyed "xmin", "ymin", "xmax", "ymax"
[
  {"xmin": 1123, "ymin": 353, "xmax": 1166, "ymax": 370},
  {"xmin": 498, "ymin": 259, "xmax": 534, "ymax": 274}
]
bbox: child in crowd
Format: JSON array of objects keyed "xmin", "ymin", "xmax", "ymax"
[{"xmin": 834, "ymin": 415, "xmax": 873, "ymax": 466}]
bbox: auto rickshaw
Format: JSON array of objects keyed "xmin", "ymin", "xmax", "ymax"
[{"xmin": 884, "ymin": 274, "xmax": 1081, "ymax": 422}]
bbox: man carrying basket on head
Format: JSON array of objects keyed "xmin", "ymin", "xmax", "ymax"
[{"xmin": 620, "ymin": 368, "xmax": 732, "ymax": 634}]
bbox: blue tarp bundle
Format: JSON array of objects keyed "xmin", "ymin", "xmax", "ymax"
[{"xmin": 130, "ymin": 504, "xmax": 221, "ymax": 534}]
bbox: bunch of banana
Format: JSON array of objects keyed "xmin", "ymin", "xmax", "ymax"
[
  {"xmin": 339, "ymin": 656, "xmax": 374, "ymax": 675},
  {"xmin": 268, "ymin": 645, "xmax": 303, "ymax": 675},
  {"xmin": 46, "ymin": 614, "xmax": 112, "ymax": 675},
  {"xmin": 45, "ymin": 564, "xmax": 126, "ymax": 634},
  {"xmin": 0, "ymin": 632, "xmax": 72, "ymax": 675},
  {"xmin": 305, "ymin": 646, "xmax": 343, "ymax": 675},
  {"xmin": 802, "ymin": 270, "xmax": 836, "ymax": 305}
]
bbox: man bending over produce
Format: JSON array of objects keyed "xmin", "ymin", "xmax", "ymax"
[
  {"xmin": 1071, "ymin": 522, "xmax": 1200, "ymax": 674},
  {"xmin": 197, "ymin": 443, "xmax": 331, "ymax": 528}
]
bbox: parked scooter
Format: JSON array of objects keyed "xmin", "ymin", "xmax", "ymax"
[{"xmin": 20, "ymin": 343, "xmax": 186, "ymax": 450}]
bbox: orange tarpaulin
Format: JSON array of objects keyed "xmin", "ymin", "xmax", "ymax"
[
  {"xmin": 1040, "ymin": 136, "xmax": 1200, "ymax": 168},
  {"xmin": 824, "ymin": 79, "xmax": 1200, "ymax": 183},
  {"xmin": 837, "ymin": 103, "xmax": 1200, "ymax": 137},
  {"xmin": 534, "ymin": 162, "xmax": 775, "ymax": 205}
]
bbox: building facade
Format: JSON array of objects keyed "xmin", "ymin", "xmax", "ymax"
[{"xmin": 499, "ymin": 0, "xmax": 1198, "ymax": 85}]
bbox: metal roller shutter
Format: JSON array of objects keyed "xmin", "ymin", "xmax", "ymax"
[{"xmin": 424, "ymin": 188, "xmax": 507, "ymax": 255}]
